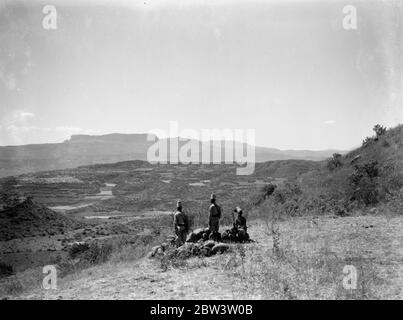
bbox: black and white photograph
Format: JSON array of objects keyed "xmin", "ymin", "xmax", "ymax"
[{"xmin": 0, "ymin": 0, "xmax": 402, "ymax": 303}]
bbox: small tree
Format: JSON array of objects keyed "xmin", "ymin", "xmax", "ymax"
[{"xmin": 373, "ymin": 124, "xmax": 386, "ymax": 139}]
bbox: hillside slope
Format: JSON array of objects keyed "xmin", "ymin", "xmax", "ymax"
[
  {"xmin": 0, "ymin": 198, "xmax": 84, "ymax": 241},
  {"xmin": 13, "ymin": 216, "xmax": 403, "ymax": 300},
  {"xmin": 301, "ymin": 124, "xmax": 403, "ymax": 206},
  {"xmin": 253, "ymin": 124, "xmax": 403, "ymax": 217}
]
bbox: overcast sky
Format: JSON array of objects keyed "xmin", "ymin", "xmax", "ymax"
[{"xmin": 0, "ymin": 0, "xmax": 402, "ymax": 150}]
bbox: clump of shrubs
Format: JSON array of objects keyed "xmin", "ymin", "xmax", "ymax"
[
  {"xmin": 68, "ymin": 242, "xmax": 90, "ymax": 259},
  {"xmin": 373, "ymin": 124, "xmax": 387, "ymax": 139},
  {"xmin": 255, "ymin": 159, "xmax": 386, "ymax": 217},
  {"xmin": 68, "ymin": 241, "xmax": 113, "ymax": 266},
  {"xmin": 362, "ymin": 124, "xmax": 387, "ymax": 146},
  {"xmin": 0, "ymin": 262, "xmax": 14, "ymax": 278},
  {"xmin": 251, "ymin": 124, "xmax": 403, "ymax": 216},
  {"xmin": 327, "ymin": 153, "xmax": 343, "ymax": 171},
  {"xmin": 362, "ymin": 136, "xmax": 373, "ymax": 147},
  {"xmin": 257, "ymin": 182, "xmax": 303, "ymax": 218},
  {"xmin": 250, "ymin": 183, "xmax": 277, "ymax": 206},
  {"xmin": 349, "ymin": 161, "xmax": 379, "ymax": 206},
  {"xmin": 272, "ymin": 182, "xmax": 302, "ymax": 205},
  {"xmin": 262, "ymin": 184, "xmax": 277, "ymax": 199}
]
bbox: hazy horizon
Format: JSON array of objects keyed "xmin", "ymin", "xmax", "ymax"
[
  {"xmin": 1, "ymin": 0, "xmax": 402, "ymax": 150},
  {"xmin": 0, "ymin": 129, "xmax": 357, "ymax": 151}
]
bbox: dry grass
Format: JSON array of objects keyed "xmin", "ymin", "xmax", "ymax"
[
  {"xmin": 218, "ymin": 215, "xmax": 402, "ymax": 299},
  {"xmin": 0, "ymin": 267, "xmax": 44, "ymax": 298},
  {"xmin": 9, "ymin": 214, "xmax": 402, "ymax": 300},
  {"xmin": 0, "ymin": 230, "xmax": 169, "ymax": 298}
]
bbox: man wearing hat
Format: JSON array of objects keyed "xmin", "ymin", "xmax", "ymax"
[
  {"xmin": 208, "ymin": 193, "xmax": 222, "ymax": 241},
  {"xmin": 173, "ymin": 200, "xmax": 189, "ymax": 246}
]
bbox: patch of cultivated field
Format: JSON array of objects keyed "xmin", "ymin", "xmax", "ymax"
[{"xmin": 12, "ymin": 214, "xmax": 402, "ymax": 300}]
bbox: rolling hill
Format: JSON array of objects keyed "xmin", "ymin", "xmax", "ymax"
[{"xmin": 0, "ymin": 133, "xmax": 344, "ymax": 178}]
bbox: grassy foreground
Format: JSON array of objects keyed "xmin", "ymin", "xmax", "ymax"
[{"xmin": 5, "ymin": 212, "xmax": 402, "ymax": 300}]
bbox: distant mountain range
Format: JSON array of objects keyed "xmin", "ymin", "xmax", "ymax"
[{"xmin": 0, "ymin": 133, "xmax": 345, "ymax": 178}]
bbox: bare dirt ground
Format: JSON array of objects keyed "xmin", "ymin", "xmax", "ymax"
[{"xmin": 16, "ymin": 214, "xmax": 403, "ymax": 300}]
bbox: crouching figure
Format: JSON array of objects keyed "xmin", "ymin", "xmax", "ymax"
[{"xmin": 222, "ymin": 206, "xmax": 250, "ymax": 242}]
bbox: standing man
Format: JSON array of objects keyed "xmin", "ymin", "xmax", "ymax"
[
  {"xmin": 173, "ymin": 200, "xmax": 189, "ymax": 246},
  {"xmin": 208, "ymin": 193, "xmax": 222, "ymax": 241}
]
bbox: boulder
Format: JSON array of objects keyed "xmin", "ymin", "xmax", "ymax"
[
  {"xmin": 166, "ymin": 235, "xmax": 176, "ymax": 244},
  {"xmin": 186, "ymin": 228, "xmax": 205, "ymax": 243},
  {"xmin": 148, "ymin": 245, "xmax": 164, "ymax": 258},
  {"xmin": 160, "ymin": 242, "xmax": 170, "ymax": 250},
  {"xmin": 185, "ymin": 233, "xmax": 196, "ymax": 243},
  {"xmin": 202, "ymin": 228, "xmax": 211, "ymax": 241},
  {"xmin": 203, "ymin": 240, "xmax": 216, "ymax": 249},
  {"xmin": 201, "ymin": 247, "xmax": 212, "ymax": 257},
  {"xmin": 197, "ymin": 228, "xmax": 208, "ymax": 235},
  {"xmin": 211, "ymin": 243, "xmax": 230, "ymax": 254},
  {"xmin": 176, "ymin": 242, "xmax": 197, "ymax": 258}
]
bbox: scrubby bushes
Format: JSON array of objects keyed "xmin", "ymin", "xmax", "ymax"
[
  {"xmin": 262, "ymin": 184, "xmax": 277, "ymax": 199},
  {"xmin": 253, "ymin": 123, "xmax": 403, "ymax": 216},
  {"xmin": 327, "ymin": 153, "xmax": 343, "ymax": 171},
  {"xmin": 249, "ymin": 183, "xmax": 277, "ymax": 206},
  {"xmin": 381, "ymin": 190, "xmax": 403, "ymax": 215},
  {"xmin": 255, "ymin": 159, "xmax": 384, "ymax": 217},
  {"xmin": 373, "ymin": 124, "xmax": 387, "ymax": 138},
  {"xmin": 362, "ymin": 124, "xmax": 387, "ymax": 147},
  {"xmin": 60, "ymin": 232, "xmax": 169, "ymax": 277},
  {"xmin": 256, "ymin": 182, "xmax": 304, "ymax": 218},
  {"xmin": 67, "ymin": 241, "xmax": 113, "ymax": 268},
  {"xmin": 0, "ymin": 262, "xmax": 14, "ymax": 278},
  {"xmin": 0, "ymin": 177, "xmax": 22, "ymax": 209},
  {"xmin": 68, "ymin": 242, "xmax": 90, "ymax": 259},
  {"xmin": 81, "ymin": 242, "xmax": 114, "ymax": 265},
  {"xmin": 362, "ymin": 136, "xmax": 373, "ymax": 147},
  {"xmin": 272, "ymin": 182, "xmax": 302, "ymax": 205},
  {"xmin": 348, "ymin": 161, "xmax": 379, "ymax": 206}
]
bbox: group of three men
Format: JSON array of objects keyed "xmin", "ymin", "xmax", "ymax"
[{"xmin": 173, "ymin": 193, "xmax": 247, "ymax": 246}]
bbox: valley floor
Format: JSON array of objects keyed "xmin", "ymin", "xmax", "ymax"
[{"xmin": 14, "ymin": 214, "xmax": 403, "ymax": 300}]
